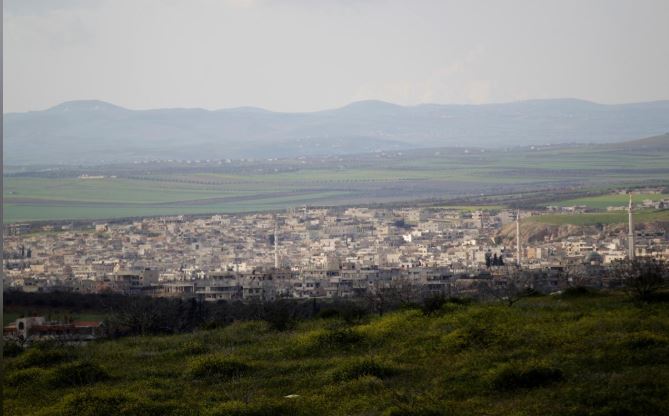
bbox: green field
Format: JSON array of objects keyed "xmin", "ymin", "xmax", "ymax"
[
  {"xmin": 4, "ymin": 141, "xmax": 669, "ymax": 222},
  {"xmin": 3, "ymin": 175, "xmax": 354, "ymax": 222},
  {"xmin": 4, "ymin": 294, "xmax": 669, "ymax": 415},
  {"xmin": 549, "ymin": 193, "xmax": 668, "ymax": 210},
  {"xmin": 528, "ymin": 209, "xmax": 669, "ymax": 226}
]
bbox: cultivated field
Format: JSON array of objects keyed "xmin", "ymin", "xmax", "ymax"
[
  {"xmin": 548, "ymin": 193, "xmax": 668, "ymax": 210},
  {"xmin": 4, "ymin": 140, "xmax": 669, "ymax": 222},
  {"xmin": 527, "ymin": 209, "xmax": 669, "ymax": 226}
]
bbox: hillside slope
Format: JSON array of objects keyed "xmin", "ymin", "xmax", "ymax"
[{"xmin": 4, "ymin": 294, "xmax": 669, "ymax": 416}]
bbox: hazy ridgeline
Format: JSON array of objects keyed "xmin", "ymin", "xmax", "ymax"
[{"xmin": 5, "ymin": 99, "xmax": 669, "ymax": 166}]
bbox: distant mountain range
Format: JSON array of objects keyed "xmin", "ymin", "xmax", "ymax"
[{"xmin": 5, "ymin": 98, "xmax": 669, "ymax": 165}]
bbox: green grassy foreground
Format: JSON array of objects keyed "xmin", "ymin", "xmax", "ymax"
[{"xmin": 4, "ymin": 293, "xmax": 669, "ymax": 416}]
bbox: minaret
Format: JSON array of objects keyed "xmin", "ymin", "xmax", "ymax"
[
  {"xmin": 516, "ymin": 210, "xmax": 521, "ymax": 266},
  {"xmin": 628, "ymin": 194, "xmax": 635, "ymax": 259},
  {"xmin": 274, "ymin": 220, "xmax": 279, "ymax": 269}
]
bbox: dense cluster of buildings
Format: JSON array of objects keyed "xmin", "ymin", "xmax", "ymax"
[{"xmin": 4, "ymin": 198, "xmax": 668, "ymax": 301}]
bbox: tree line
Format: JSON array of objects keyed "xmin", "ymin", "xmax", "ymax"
[{"xmin": 4, "ymin": 257, "xmax": 667, "ymax": 338}]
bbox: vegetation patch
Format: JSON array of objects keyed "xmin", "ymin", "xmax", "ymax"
[
  {"xmin": 44, "ymin": 390, "xmax": 192, "ymax": 416},
  {"xmin": 441, "ymin": 324, "xmax": 495, "ymax": 351},
  {"xmin": 207, "ymin": 400, "xmax": 301, "ymax": 416},
  {"xmin": 15, "ymin": 345, "xmax": 74, "ymax": 369},
  {"xmin": 3, "ymin": 341, "xmax": 24, "ymax": 358},
  {"xmin": 560, "ymin": 286, "xmax": 600, "ymax": 298},
  {"xmin": 178, "ymin": 339, "xmax": 208, "ymax": 355},
  {"xmin": 47, "ymin": 361, "xmax": 110, "ymax": 387},
  {"xmin": 490, "ymin": 362, "xmax": 564, "ymax": 391},
  {"xmin": 185, "ymin": 355, "xmax": 250, "ymax": 380},
  {"xmin": 5, "ymin": 367, "xmax": 48, "ymax": 387},
  {"xmin": 357, "ymin": 309, "xmax": 422, "ymax": 341},
  {"xmin": 383, "ymin": 407, "xmax": 449, "ymax": 416},
  {"xmin": 624, "ymin": 331, "xmax": 669, "ymax": 350},
  {"xmin": 4, "ymin": 295, "xmax": 669, "ymax": 416},
  {"xmin": 333, "ymin": 359, "xmax": 395, "ymax": 382},
  {"xmin": 316, "ymin": 327, "xmax": 365, "ymax": 350}
]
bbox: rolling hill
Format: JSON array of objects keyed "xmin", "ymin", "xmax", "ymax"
[
  {"xmin": 4, "ymin": 294, "xmax": 669, "ymax": 415},
  {"xmin": 5, "ymin": 99, "xmax": 669, "ymax": 165}
]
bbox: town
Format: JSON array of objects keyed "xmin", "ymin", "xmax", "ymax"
[{"xmin": 4, "ymin": 192, "xmax": 668, "ymax": 303}]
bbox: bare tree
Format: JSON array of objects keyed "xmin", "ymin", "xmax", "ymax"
[
  {"xmin": 479, "ymin": 266, "xmax": 536, "ymax": 307},
  {"xmin": 108, "ymin": 297, "xmax": 168, "ymax": 335},
  {"xmin": 610, "ymin": 257, "xmax": 668, "ymax": 302},
  {"xmin": 563, "ymin": 263, "xmax": 591, "ymax": 289},
  {"xmin": 390, "ymin": 276, "xmax": 423, "ymax": 306},
  {"xmin": 366, "ymin": 281, "xmax": 393, "ymax": 317}
]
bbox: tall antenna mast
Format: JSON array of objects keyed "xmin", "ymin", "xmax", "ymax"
[
  {"xmin": 628, "ymin": 193, "xmax": 635, "ymax": 259},
  {"xmin": 274, "ymin": 219, "xmax": 279, "ymax": 269},
  {"xmin": 516, "ymin": 210, "xmax": 521, "ymax": 266}
]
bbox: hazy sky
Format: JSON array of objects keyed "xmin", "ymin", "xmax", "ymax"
[{"xmin": 4, "ymin": 0, "xmax": 669, "ymax": 113}]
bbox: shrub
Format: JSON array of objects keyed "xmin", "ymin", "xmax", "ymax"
[
  {"xmin": 421, "ymin": 296, "xmax": 471, "ymax": 315},
  {"xmin": 48, "ymin": 361, "xmax": 110, "ymax": 387},
  {"xmin": 262, "ymin": 302, "xmax": 298, "ymax": 331},
  {"xmin": 339, "ymin": 303, "xmax": 369, "ymax": 324},
  {"xmin": 316, "ymin": 303, "xmax": 368, "ymax": 323},
  {"xmin": 491, "ymin": 363, "xmax": 564, "ymax": 391},
  {"xmin": 441, "ymin": 325, "xmax": 492, "ymax": 351},
  {"xmin": 201, "ymin": 320, "xmax": 226, "ymax": 331},
  {"xmin": 421, "ymin": 295, "xmax": 448, "ymax": 316},
  {"xmin": 316, "ymin": 327, "xmax": 364, "ymax": 350},
  {"xmin": 382, "ymin": 390, "xmax": 449, "ymax": 416},
  {"xmin": 611, "ymin": 258, "xmax": 668, "ymax": 302},
  {"xmin": 445, "ymin": 297, "xmax": 473, "ymax": 306},
  {"xmin": 6, "ymin": 367, "xmax": 48, "ymax": 387},
  {"xmin": 624, "ymin": 331, "xmax": 669, "ymax": 350},
  {"xmin": 3, "ymin": 341, "xmax": 24, "ymax": 358},
  {"xmin": 186, "ymin": 355, "xmax": 250, "ymax": 380},
  {"xmin": 384, "ymin": 407, "xmax": 447, "ymax": 416},
  {"xmin": 342, "ymin": 374, "xmax": 385, "ymax": 393},
  {"xmin": 333, "ymin": 359, "xmax": 395, "ymax": 382},
  {"xmin": 317, "ymin": 308, "xmax": 341, "ymax": 319},
  {"xmin": 179, "ymin": 339, "xmax": 208, "ymax": 355},
  {"xmin": 49, "ymin": 391, "xmax": 130, "ymax": 416},
  {"xmin": 47, "ymin": 390, "xmax": 192, "ymax": 416},
  {"xmin": 561, "ymin": 286, "xmax": 597, "ymax": 298},
  {"xmin": 15, "ymin": 346, "xmax": 72, "ymax": 369},
  {"xmin": 207, "ymin": 400, "xmax": 297, "ymax": 416},
  {"xmin": 567, "ymin": 375, "xmax": 668, "ymax": 416}
]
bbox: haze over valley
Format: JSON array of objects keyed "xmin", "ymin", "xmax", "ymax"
[{"xmin": 6, "ymin": 98, "xmax": 669, "ymax": 166}]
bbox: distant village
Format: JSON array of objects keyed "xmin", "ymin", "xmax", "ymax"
[{"xmin": 4, "ymin": 194, "xmax": 669, "ymax": 303}]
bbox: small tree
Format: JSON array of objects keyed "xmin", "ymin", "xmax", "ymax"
[
  {"xmin": 366, "ymin": 282, "xmax": 393, "ymax": 317},
  {"xmin": 365, "ymin": 278, "xmax": 418, "ymax": 316},
  {"xmin": 611, "ymin": 257, "xmax": 668, "ymax": 302},
  {"xmin": 479, "ymin": 266, "xmax": 535, "ymax": 307},
  {"xmin": 564, "ymin": 262, "xmax": 591, "ymax": 289}
]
